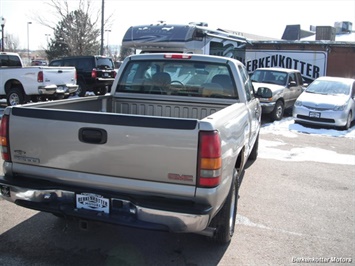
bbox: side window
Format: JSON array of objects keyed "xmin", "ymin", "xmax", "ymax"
[
  {"xmin": 81, "ymin": 58, "xmax": 93, "ymax": 71},
  {"xmin": 352, "ymin": 82, "xmax": 355, "ymax": 98},
  {"xmin": 0, "ymin": 55, "xmax": 8, "ymax": 66},
  {"xmin": 8, "ymin": 55, "xmax": 22, "ymax": 67},
  {"xmin": 71, "ymin": 58, "xmax": 92, "ymax": 71},
  {"xmin": 0, "ymin": 55, "xmax": 21, "ymax": 67},
  {"xmin": 49, "ymin": 60, "xmax": 62, "ymax": 66},
  {"xmin": 118, "ymin": 62, "xmax": 140, "ymax": 90},
  {"xmin": 63, "ymin": 59, "xmax": 76, "ymax": 67},
  {"xmin": 296, "ymin": 73, "xmax": 302, "ymax": 85},
  {"xmin": 238, "ymin": 65, "xmax": 254, "ymax": 101},
  {"xmin": 289, "ymin": 73, "xmax": 296, "ymax": 84}
]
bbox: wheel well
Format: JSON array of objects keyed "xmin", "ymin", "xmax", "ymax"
[
  {"xmin": 276, "ymin": 98, "xmax": 284, "ymax": 105},
  {"xmin": 5, "ymin": 79, "xmax": 25, "ymax": 95},
  {"xmin": 235, "ymin": 147, "xmax": 245, "ymax": 174}
]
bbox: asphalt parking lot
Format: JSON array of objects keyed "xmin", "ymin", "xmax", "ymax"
[{"xmin": 0, "ymin": 115, "xmax": 354, "ymax": 265}]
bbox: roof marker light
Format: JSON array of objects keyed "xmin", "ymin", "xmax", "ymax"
[{"xmin": 164, "ymin": 54, "xmax": 192, "ymax": 59}]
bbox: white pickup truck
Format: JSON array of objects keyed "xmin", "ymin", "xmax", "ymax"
[
  {"xmin": 0, "ymin": 53, "xmax": 261, "ymax": 243},
  {"xmin": 0, "ymin": 52, "xmax": 78, "ymax": 105}
]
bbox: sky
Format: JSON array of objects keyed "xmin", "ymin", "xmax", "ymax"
[{"xmin": 1, "ymin": 0, "xmax": 355, "ymax": 50}]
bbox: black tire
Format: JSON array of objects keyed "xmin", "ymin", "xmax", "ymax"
[
  {"xmin": 342, "ymin": 111, "xmax": 352, "ymax": 130},
  {"xmin": 210, "ymin": 169, "xmax": 239, "ymax": 244},
  {"xmin": 249, "ymin": 133, "xmax": 259, "ymax": 160},
  {"xmin": 94, "ymin": 87, "xmax": 108, "ymax": 95},
  {"xmin": 30, "ymin": 95, "xmax": 40, "ymax": 102},
  {"xmin": 7, "ymin": 87, "xmax": 25, "ymax": 106},
  {"xmin": 271, "ymin": 100, "xmax": 284, "ymax": 121},
  {"xmin": 76, "ymin": 81, "xmax": 87, "ymax": 97}
]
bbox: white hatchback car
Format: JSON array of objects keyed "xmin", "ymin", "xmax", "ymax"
[{"xmin": 293, "ymin": 76, "xmax": 355, "ymax": 130}]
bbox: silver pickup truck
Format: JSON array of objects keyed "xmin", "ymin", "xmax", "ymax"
[{"xmin": 0, "ymin": 53, "xmax": 261, "ymax": 244}]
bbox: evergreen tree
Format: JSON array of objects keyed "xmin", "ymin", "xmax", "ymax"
[{"xmin": 45, "ymin": 9, "xmax": 100, "ymax": 61}]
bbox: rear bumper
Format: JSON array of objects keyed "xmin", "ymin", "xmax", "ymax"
[
  {"xmin": 57, "ymin": 84, "xmax": 78, "ymax": 95},
  {"xmin": 38, "ymin": 84, "xmax": 78, "ymax": 95},
  {"xmin": 38, "ymin": 85, "xmax": 57, "ymax": 95},
  {"xmin": 0, "ymin": 176, "xmax": 212, "ymax": 235}
]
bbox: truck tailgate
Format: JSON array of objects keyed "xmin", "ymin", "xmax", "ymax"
[
  {"xmin": 43, "ymin": 67, "xmax": 76, "ymax": 85},
  {"xmin": 9, "ymin": 108, "xmax": 200, "ymax": 186}
]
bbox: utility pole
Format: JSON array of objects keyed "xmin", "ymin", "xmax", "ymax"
[
  {"xmin": 1, "ymin": 17, "xmax": 5, "ymax": 52},
  {"xmin": 100, "ymin": 0, "xmax": 104, "ymax": 55}
]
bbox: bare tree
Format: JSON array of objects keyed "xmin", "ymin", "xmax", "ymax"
[{"xmin": 4, "ymin": 33, "xmax": 20, "ymax": 52}]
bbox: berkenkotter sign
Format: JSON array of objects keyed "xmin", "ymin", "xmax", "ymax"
[{"xmin": 245, "ymin": 50, "xmax": 327, "ymax": 81}]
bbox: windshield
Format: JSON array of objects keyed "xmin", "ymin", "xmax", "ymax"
[
  {"xmin": 305, "ymin": 80, "xmax": 350, "ymax": 95},
  {"xmin": 116, "ymin": 59, "xmax": 238, "ymax": 99},
  {"xmin": 251, "ymin": 70, "xmax": 287, "ymax": 86}
]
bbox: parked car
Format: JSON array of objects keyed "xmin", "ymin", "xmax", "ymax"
[
  {"xmin": 31, "ymin": 59, "xmax": 48, "ymax": 66},
  {"xmin": 252, "ymin": 68, "xmax": 305, "ymax": 121},
  {"xmin": 293, "ymin": 76, "xmax": 355, "ymax": 130},
  {"xmin": 49, "ymin": 55, "xmax": 116, "ymax": 96}
]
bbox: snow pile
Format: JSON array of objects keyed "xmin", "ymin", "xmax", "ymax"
[
  {"xmin": 259, "ymin": 117, "xmax": 355, "ymax": 164},
  {"xmin": 260, "ymin": 117, "xmax": 355, "ymax": 139}
]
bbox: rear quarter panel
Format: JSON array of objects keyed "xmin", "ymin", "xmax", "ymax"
[{"xmin": 196, "ymin": 102, "xmax": 250, "ymax": 216}]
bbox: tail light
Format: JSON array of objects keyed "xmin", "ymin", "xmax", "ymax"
[
  {"xmin": 0, "ymin": 115, "xmax": 11, "ymax": 162},
  {"xmin": 37, "ymin": 71, "xmax": 44, "ymax": 82},
  {"xmin": 112, "ymin": 70, "xmax": 117, "ymax": 78},
  {"xmin": 197, "ymin": 131, "xmax": 222, "ymax": 188},
  {"xmin": 91, "ymin": 69, "xmax": 97, "ymax": 79}
]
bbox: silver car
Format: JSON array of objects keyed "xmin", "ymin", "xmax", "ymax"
[
  {"xmin": 293, "ymin": 76, "xmax": 355, "ymax": 130},
  {"xmin": 252, "ymin": 68, "xmax": 305, "ymax": 121}
]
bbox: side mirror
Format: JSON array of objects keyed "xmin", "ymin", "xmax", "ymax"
[
  {"xmin": 255, "ymin": 87, "xmax": 272, "ymax": 98},
  {"xmin": 289, "ymin": 81, "xmax": 297, "ymax": 87}
]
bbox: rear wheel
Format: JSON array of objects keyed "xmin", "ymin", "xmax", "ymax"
[
  {"xmin": 7, "ymin": 87, "xmax": 25, "ymax": 106},
  {"xmin": 94, "ymin": 87, "xmax": 108, "ymax": 95},
  {"xmin": 76, "ymin": 81, "xmax": 87, "ymax": 97},
  {"xmin": 271, "ymin": 100, "xmax": 284, "ymax": 121},
  {"xmin": 210, "ymin": 169, "xmax": 239, "ymax": 244}
]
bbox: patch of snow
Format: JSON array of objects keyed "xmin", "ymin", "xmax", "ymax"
[
  {"xmin": 259, "ymin": 117, "xmax": 355, "ymax": 164},
  {"xmin": 261, "ymin": 117, "xmax": 355, "ymax": 139},
  {"xmin": 259, "ymin": 139, "xmax": 355, "ymax": 165}
]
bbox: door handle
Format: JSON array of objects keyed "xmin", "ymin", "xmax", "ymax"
[{"xmin": 79, "ymin": 128, "xmax": 107, "ymax": 144}]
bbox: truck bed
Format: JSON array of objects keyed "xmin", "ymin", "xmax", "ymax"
[
  {"xmin": 7, "ymin": 94, "xmax": 239, "ymax": 197},
  {"xmin": 29, "ymin": 93, "xmax": 233, "ymax": 119}
]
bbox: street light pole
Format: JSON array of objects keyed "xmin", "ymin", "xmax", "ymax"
[
  {"xmin": 1, "ymin": 17, "xmax": 5, "ymax": 52},
  {"xmin": 100, "ymin": 0, "xmax": 105, "ymax": 55},
  {"xmin": 105, "ymin": 29, "xmax": 111, "ymax": 55},
  {"xmin": 27, "ymin": 22, "xmax": 32, "ymax": 65}
]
